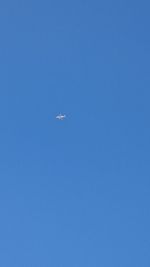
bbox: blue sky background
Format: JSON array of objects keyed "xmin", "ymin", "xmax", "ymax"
[{"xmin": 0, "ymin": 0, "xmax": 150, "ymax": 266}]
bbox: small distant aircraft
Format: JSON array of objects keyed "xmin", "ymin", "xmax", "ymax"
[{"xmin": 56, "ymin": 114, "xmax": 66, "ymax": 120}]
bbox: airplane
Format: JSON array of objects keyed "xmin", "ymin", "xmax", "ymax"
[{"xmin": 56, "ymin": 113, "xmax": 66, "ymax": 120}]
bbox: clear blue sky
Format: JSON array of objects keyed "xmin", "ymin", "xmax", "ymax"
[{"xmin": 0, "ymin": 0, "xmax": 150, "ymax": 266}]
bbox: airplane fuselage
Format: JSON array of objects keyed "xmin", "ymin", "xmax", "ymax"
[{"xmin": 56, "ymin": 114, "xmax": 66, "ymax": 120}]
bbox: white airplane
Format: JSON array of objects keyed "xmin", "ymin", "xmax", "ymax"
[{"xmin": 56, "ymin": 113, "xmax": 66, "ymax": 120}]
